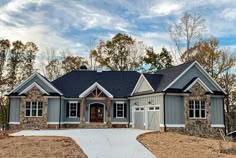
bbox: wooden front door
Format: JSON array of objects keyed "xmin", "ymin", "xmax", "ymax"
[{"xmin": 90, "ymin": 104, "xmax": 104, "ymax": 122}]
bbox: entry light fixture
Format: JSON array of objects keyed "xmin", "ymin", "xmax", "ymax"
[
  {"xmin": 134, "ymin": 102, "xmax": 139, "ymax": 106},
  {"xmin": 148, "ymin": 100, "xmax": 154, "ymax": 105}
]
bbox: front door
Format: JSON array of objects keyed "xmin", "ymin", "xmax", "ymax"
[{"xmin": 90, "ymin": 103, "xmax": 104, "ymax": 122}]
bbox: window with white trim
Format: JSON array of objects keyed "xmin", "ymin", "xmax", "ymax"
[
  {"xmin": 25, "ymin": 101, "xmax": 43, "ymax": 117},
  {"xmin": 116, "ymin": 102, "xmax": 124, "ymax": 118},
  {"xmin": 69, "ymin": 102, "xmax": 77, "ymax": 118},
  {"xmin": 189, "ymin": 100, "xmax": 206, "ymax": 119}
]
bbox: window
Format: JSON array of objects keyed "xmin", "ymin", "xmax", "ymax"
[
  {"xmin": 25, "ymin": 101, "xmax": 43, "ymax": 117},
  {"xmin": 69, "ymin": 102, "xmax": 77, "ymax": 118},
  {"xmin": 189, "ymin": 100, "xmax": 206, "ymax": 119},
  {"xmin": 116, "ymin": 103, "xmax": 124, "ymax": 118}
]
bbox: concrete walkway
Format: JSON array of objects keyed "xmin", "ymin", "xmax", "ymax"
[{"xmin": 11, "ymin": 129, "xmax": 156, "ymax": 158}]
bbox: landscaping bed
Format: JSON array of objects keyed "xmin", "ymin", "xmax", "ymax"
[
  {"xmin": 0, "ymin": 135, "xmax": 87, "ymax": 158},
  {"xmin": 138, "ymin": 132, "xmax": 236, "ymax": 158}
]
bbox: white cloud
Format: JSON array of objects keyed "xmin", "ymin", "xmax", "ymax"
[
  {"xmin": 150, "ymin": 3, "xmax": 182, "ymax": 16},
  {"xmin": 222, "ymin": 8, "xmax": 236, "ymax": 21}
]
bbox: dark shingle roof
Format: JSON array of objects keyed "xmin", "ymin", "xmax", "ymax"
[
  {"xmin": 155, "ymin": 61, "xmax": 195, "ymax": 92},
  {"xmin": 143, "ymin": 73, "xmax": 162, "ymax": 91},
  {"xmin": 52, "ymin": 71, "xmax": 140, "ymax": 97}
]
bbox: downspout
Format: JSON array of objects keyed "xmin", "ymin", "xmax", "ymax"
[
  {"xmin": 7, "ymin": 97, "xmax": 10, "ymax": 130},
  {"xmin": 223, "ymin": 95, "xmax": 226, "ymax": 135},
  {"xmin": 128, "ymin": 98, "xmax": 130, "ymax": 128},
  {"xmin": 59, "ymin": 95, "xmax": 62, "ymax": 129},
  {"xmin": 163, "ymin": 92, "xmax": 166, "ymax": 132}
]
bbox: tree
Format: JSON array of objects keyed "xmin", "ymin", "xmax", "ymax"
[
  {"xmin": 0, "ymin": 39, "xmax": 10, "ymax": 86},
  {"xmin": 45, "ymin": 59, "xmax": 61, "ymax": 81},
  {"xmin": 169, "ymin": 12, "xmax": 206, "ymax": 61},
  {"xmin": 22, "ymin": 42, "xmax": 38, "ymax": 80},
  {"xmin": 185, "ymin": 37, "xmax": 235, "ymax": 81},
  {"xmin": 91, "ymin": 33, "xmax": 144, "ymax": 71},
  {"xmin": 144, "ymin": 47, "xmax": 173, "ymax": 73},
  {"xmin": 62, "ymin": 56, "xmax": 88, "ymax": 73},
  {"xmin": 7, "ymin": 40, "xmax": 25, "ymax": 90}
]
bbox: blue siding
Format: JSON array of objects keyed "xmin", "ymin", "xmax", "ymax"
[
  {"xmin": 9, "ymin": 98, "xmax": 20, "ymax": 122},
  {"xmin": 47, "ymin": 98, "xmax": 60, "ymax": 122},
  {"xmin": 165, "ymin": 95, "xmax": 184, "ymax": 124},
  {"xmin": 211, "ymin": 97, "xmax": 224, "ymax": 125},
  {"xmin": 171, "ymin": 66, "xmax": 219, "ymax": 91}
]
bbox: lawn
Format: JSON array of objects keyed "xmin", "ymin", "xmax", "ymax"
[
  {"xmin": 138, "ymin": 132, "xmax": 236, "ymax": 158},
  {"xmin": 0, "ymin": 132, "xmax": 87, "ymax": 158}
]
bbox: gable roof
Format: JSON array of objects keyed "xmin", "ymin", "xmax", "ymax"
[
  {"xmin": 52, "ymin": 71, "xmax": 140, "ymax": 97},
  {"xmin": 79, "ymin": 82, "xmax": 113, "ymax": 98},
  {"xmin": 183, "ymin": 77, "xmax": 213, "ymax": 93},
  {"xmin": 131, "ymin": 74, "xmax": 155, "ymax": 96},
  {"xmin": 8, "ymin": 73, "xmax": 63, "ymax": 96}
]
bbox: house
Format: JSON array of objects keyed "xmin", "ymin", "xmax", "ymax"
[{"xmin": 8, "ymin": 61, "xmax": 226, "ymax": 136}]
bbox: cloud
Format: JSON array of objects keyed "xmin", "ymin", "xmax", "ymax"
[{"xmin": 150, "ymin": 3, "xmax": 182, "ymax": 16}]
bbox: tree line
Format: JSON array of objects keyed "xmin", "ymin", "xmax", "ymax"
[{"xmin": 0, "ymin": 12, "xmax": 236, "ymax": 133}]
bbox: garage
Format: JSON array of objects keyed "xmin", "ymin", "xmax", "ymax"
[{"xmin": 132, "ymin": 105, "xmax": 160, "ymax": 130}]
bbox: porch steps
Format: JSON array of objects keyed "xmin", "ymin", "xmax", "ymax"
[{"xmin": 83, "ymin": 123, "xmax": 110, "ymax": 128}]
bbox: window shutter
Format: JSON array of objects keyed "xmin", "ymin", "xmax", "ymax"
[
  {"xmin": 77, "ymin": 103, "xmax": 80, "ymax": 117},
  {"xmin": 113, "ymin": 103, "xmax": 116, "ymax": 118},
  {"xmin": 66, "ymin": 102, "xmax": 69, "ymax": 117},
  {"xmin": 124, "ymin": 103, "xmax": 127, "ymax": 118}
]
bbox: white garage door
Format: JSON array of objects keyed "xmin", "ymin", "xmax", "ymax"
[{"xmin": 133, "ymin": 105, "xmax": 160, "ymax": 130}]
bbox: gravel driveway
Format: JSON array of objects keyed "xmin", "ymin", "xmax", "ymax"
[{"xmin": 11, "ymin": 128, "xmax": 156, "ymax": 158}]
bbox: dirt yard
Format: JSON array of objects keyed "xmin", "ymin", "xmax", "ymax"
[
  {"xmin": 138, "ymin": 132, "xmax": 236, "ymax": 158},
  {"xmin": 0, "ymin": 135, "xmax": 87, "ymax": 158}
]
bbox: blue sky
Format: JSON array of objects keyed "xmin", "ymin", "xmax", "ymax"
[{"xmin": 0, "ymin": 0, "xmax": 236, "ymax": 61}]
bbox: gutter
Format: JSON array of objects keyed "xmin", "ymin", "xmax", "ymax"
[
  {"xmin": 163, "ymin": 92, "xmax": 166, "ymax": 132},
  {"xmin": 7, "ymin": 97, "xmax": 10, "ymax": 130},
  {"xmin": 59, "ymin": 95, "xmax": 62, "ymax": 129}
]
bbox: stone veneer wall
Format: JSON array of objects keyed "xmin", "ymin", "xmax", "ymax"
[{"xmin": 19, "ymin": 86, "xmax": 48, "ymax": 129}]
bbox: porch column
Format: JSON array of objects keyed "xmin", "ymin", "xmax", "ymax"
[
  {"xmin": 107, "ymin": 97, "xmax": 111, "ymax": 127},
  {"xmin": 80, "ymin": 97, "xmax": 86, "ymax": 127}
]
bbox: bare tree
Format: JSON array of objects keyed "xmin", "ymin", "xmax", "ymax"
[
  {"xmin": 87, "ymin": 36, "xmax": 97, "ymax": 70},
  {"xmin": 169, "ymin": 12, "xmax": 206, "ymax": 61}
]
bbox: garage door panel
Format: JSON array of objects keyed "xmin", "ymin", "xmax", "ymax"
[
  {"xmin": 134, "ymin": 112, "xmax": 144, "ymax": 129},
  {"xmin": 147, "ymin": 111, "xmax": 160, "ymax": 130}
]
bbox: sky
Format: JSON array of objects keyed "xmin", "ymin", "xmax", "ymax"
[{"xmin": 0, "ymin": 0, "xmax": 236, "ymax": 62}]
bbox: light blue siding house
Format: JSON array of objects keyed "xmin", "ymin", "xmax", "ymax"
[{"xmin": 8, "ymin": 61, "xmax": 226, "ymax": 136}]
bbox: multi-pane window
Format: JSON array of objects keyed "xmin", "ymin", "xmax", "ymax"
[
  {"xmin": 25, "ymin": 101, "xmax": 43, "ymax": 117},
  {"xmin": 189, "ymin": 100, "xmax": 206, "ymax": 119},
  {"xmin": 69, "ymin": 102, "xmax": 77, "ymax": 118},
  {"xmin": 116, "ymin": 103, "xmax": 124, "ymax": 118}
]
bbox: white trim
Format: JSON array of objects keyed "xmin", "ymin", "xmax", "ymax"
[
  {"xmin": 195, "ymin": 62, "xmax": 226, "ymax": 94},
  {"xmin": 62, "ymin": 122, "xmax": 80, "ymax": 124},
  {"xmin": 116, "ymin": 102, "xmax": 125, "ymax": 118},
  {"xmin": 129, "ymin": 93, "xmax": 163, "ymax": 99},
  {"xmin": 111, "ymin": 122, "xmax": 128, "ymax": 124},
  {"xmin": 165, "ymin": 124, "xmax": 185, "ymax": 127},
  {"xmin": 79, "ymin": 82, "xmax": 113, "ymax": 98},
  {"xmin": 8, "ymin": 73, "xmax": 63, "ymax": 95},
  {"xmin": 160, "ymin": 124, "xmax": 165, "ymax": 127},
  {"xmin": 163, "ymin": 61, "xmax": 196, "ymax": 91},
  {"xmin": 9, "ymin": 122, "xmax": 20, "ymax": 124},
  {"xmin": 211, "ymin": 124, "xmax": 225, "ymax": 127},
  {"xmin": 163, "ymin": 61, "xmax": 226, "ymax": 94},
  {"xmin": 184, "ymin": 78, "xmax": 213, "ymax": 93},
  {"xmin": 19, "ymin": 82, "xmax": 49, "ymax": 95},
  {"xmin": 47, "ymin": 122, "xmax": 80, "ymax": 125},
  {"xmin": 131, "ymin": 74, "xmax": 154, "ymax": 96},
  {"xmin": 24, "ymin": 101, "xmax": 43, "ymax": 117},
  {"xmin": 69, "ymin": 102, "xmax": 78, "ymax": 118},
  {"xmin": 88, "ymin": 102, "xmax": 106, "ymax": 123},
  {"xmin": 47, "ymin": 122, "xmax": 59, "ymax": 125}
]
